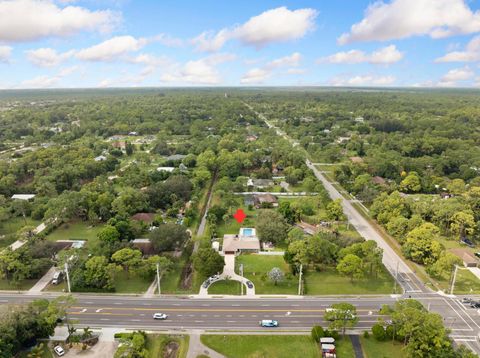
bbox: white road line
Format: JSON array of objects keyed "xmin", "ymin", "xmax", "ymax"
[
  {"xmin": 85, "ymin": 301, "xmax": 93, "ymax": 304},
  {"xmin": 113, "ymin": 302, "xmax": 122, "ymax": 305},
  {"xmin": 231, "ymin": 304, "xmax": 240, "ymax": 307},
  {"xmin": 227, "ymin": 321, "xmax": 236, "ymax": 323},
  {"xmin": 442, "ymin": 298, "xmax": 473, "ymax": 331},
  {"xmin": 202, "ymin": 304, "xmax": 210, "ymax": 307},
  {"xmin": 142, "ymin": 303, "xmax": 152, "ymax": 306},
  {"xmin": 194, "ymin": 320, "xmax": 204, "ymax": 323},
  {"xmin": 261, "ymin": 304, "xmax": 270, "ymax": 307},
  {"xmin": 214, "ymin": 315, "xmax": 220, "ymax": 317},
  {"xmin": 172, "ymin": 304, "xmax": 181, "ymax": 306},
  {"xmin": 451, "ymin": 298, "xmax": 480, "ymax": 329},
  {"xmin": 100, "ymin": 318, "xmax": 110, "ymax": 321},
  {"xmin": 131, "ymin": 319, "xmax": 141, "ymax": 322}
]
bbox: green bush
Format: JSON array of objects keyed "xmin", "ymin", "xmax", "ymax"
[
  {"xmin": 372, "ymin": 323, "xmax": 386, "ymax": 341},
  {"xmin": 385, "ymin": 325, "xmax": 395, "ymax": 340},
  {"xmin": 323, "ymin": 330, "xmax": 339, "ymax": 340},
  {"xmin": 363, "ymin": 331, "xmax": 370, "ymax": 338},
  {"xmin": 311, "ymin": 326, "xmax": 325, "ymax": 341}
]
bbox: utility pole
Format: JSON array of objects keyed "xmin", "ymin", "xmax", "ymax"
[
  {"xmin": 64, "ymin": 262, "xmax": 71, "ymax": 293},
  {"xmin": 156, "ymin": 263, "xmax": 161, "ymax": 296},
  {"xmin": 450, "ymin": 265, "xmax": 459, "ymax": 295},
  {"xmin": 298, "ymin": 264, "xmax": 303, "ymax": 295},
  {"xmin": 393, "ymin": 261, "xmax": 399, "ymax": 294}
]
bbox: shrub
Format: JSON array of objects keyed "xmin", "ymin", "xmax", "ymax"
[
  {"xmin": 324, "ymin": 330, "xmax": 339, "ymax": 340},
  {"xmin": 363, "ymin": 331, "xmax": 370, "ymax": 338},
  {"xmin": 385, "ymin": 325, "xmax": 395, "ymax": 340},
  {"xmin": 311, "ymin": 326, "xmax": 325, "ymax": 341},
  {"xmin": 372, "ymin": 323, "xmax": 386, "ymax": 341}
]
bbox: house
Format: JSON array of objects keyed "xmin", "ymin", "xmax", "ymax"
[
  {"xmin": 11, "ymin": 194, "xmax": 36, "ymax": 201},
  {"xmin": 179, "ymin": 163, "xmax": 188, "ymax": 171},
  {"xmin": 244, "ymin": 195, "xmax": 255, "ymax": 207},
  {"xmin": 94, "ymin": 155, "xmax": 107, "ymax": 162},
  {"xmin": 372, "ymin": 176, "xmax": 387, "ymax": 186},
  {"xmin": 253, "ymin": 194, "xmax": 278, "ymax": 208},
  {"xmin": 112, "ymin": 140, "xmax": 127, "ymax": 150},
  {"xmin": 131, "ymin": 212, "xmax": 156, "ymax": 224},
  {"xmin": 296, "ymin": 221, "xmax": 320, "ymax": 236},
  {"xmin": 222, "ymin": 228, "xmax": 260, "ymax": 255},
  {"xmin": 349, "ymin": 156, "xmax": 364, "ymax": 164},
  {"xmin": 246, "ymin": 135, "xmax": 258, "ymax": 142},
  {"xmin": 166, "ymin": 154, "xmax": 187, "ymax": 161},
  {"xmin": 132, "ymin": 238, "xmax": 154, "ymax": 255},
  {"xmin": 157, "ymin": 167, "xmax": 175, "ymax": 172},
  {"xmin": 247, "ymin": 178, "xmax": 274, "ymax": 189},
  {"xmin": 451, "ymin": 248, "xmax": 478, "ymax": 267},
  {"xmin": 128, "ymin": 131, "xmax": 138, "ymax": 136}
]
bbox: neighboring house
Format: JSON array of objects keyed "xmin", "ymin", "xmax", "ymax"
[
  {"xmin": 372, "ymin": 176, "xmax": 387, "ymax": 186},
  {"xmin": 167, "ymin": 154, "xmax": 187, "ymax": 161},
  {"xmin": 253, "ymin": 194, "xmax": 278, "ymax": 208},
  {"xmin": 128, "ymin": 131, "xmax": 138, "ymax": 136},
  {"xmin": 451, "ymin": 248, "xmax": 478, "ymax": 267},
  {"xmin": 222, "ymin": 228, "xmax": 260, "ymax": 255},
  {"xmin": 112, "ymin": 140, "xmax": 127, "ymax": 150},
  {"xmin": 132, "ymin": 238, "xmax": 154, "ymax": 255},
  {"xmin": 157, "ymin": 167, "xmax": 175, "ymax": 172},
  {"xmin": 247, "ymin": 178, "xmax": 274, "ymax": 189},
  {"xmin": 94, "ymin": 155, "xmax": 107, "ymax": 162},
  {"xmin": 349, "ymin": 156, "xmax": 364, "ymax": 164},
  {"xmin": 244, "ymin": 195, "xmax": 255, "ymax": 207},
  {"xmin": 296, "ymin": 221, "xmax": 320, "ymax": 236},
  {"xmin": 11, "ymin": 194, "xmax": 35, "ymax": 201}
]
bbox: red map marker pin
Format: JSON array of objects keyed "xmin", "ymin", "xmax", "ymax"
[{"xmin": 233, "ymin": 209, "xmax": 246, "ymax": 223}]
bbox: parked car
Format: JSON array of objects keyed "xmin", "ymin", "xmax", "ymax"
[
  {"xmin": 475, "ymin": 252, "xmax": 480, "ymax": 259},
  {"xmin": 461, "ymin": 297, "xmax": 472, "ymax": 304},
  {"xmin": 202, "ymin": 280, "xmax": 210, "ymax": 288},
  {"xmin": 52, "ymin": 271, "xmax": 64, "ymax": 285},
  {"xmin": 259, "ymin": 319, "xmax": 278, "ymax": 327},
  {"xmin": 461, "ymin": 237, "xmax": 475, "ymax": 248},
  {"xmin": 153, "ymin": 313, "xmax": 168, "ymax": 320},
  {"xmin": 246, "ymin": 281, "xmax": 254, "ymax": 289},
  {"xmin": 53, "ymin": 346, "xmax": 65, "ymax": 356},
  {"xmin": 469, "ymin": 301, "xmax": 480, "ymax": 308}
]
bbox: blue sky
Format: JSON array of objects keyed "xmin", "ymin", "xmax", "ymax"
[{"xmin": 1, "ymin": 0, "xmax": 480, "ymax": 88}]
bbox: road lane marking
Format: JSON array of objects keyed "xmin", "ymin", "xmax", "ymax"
[
  {"xmin": 100, "ymin": 318, "xmax": 110, "ymax": 321},
  {"xmin": 194, "ymin": 320, "xmax": 204, "ymax": 323},
  {"xmin": 113, "ymin": 302, "xmax": 123, "ymax": 305},
  {"xmin": 96, "ymin": 309, "xmax": 103, "ymax": 313}
]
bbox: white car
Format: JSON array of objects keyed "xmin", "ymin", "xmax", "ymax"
[
  {"xmin": 153, "ymin": 313, "xmax": 168, "ymax": 320},
  {"xmin": 53, "ymin": 346, "xmax": 65, "ymax": 356}
]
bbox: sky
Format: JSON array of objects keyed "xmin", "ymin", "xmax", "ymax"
[{"xmin": 2, "ymin": 0, "xmax": 480, "ymax": 88}]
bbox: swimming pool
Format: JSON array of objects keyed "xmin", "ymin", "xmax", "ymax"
[{"xmin": 240, "ymin": 228, "xmax": 255, "ymax": 237}]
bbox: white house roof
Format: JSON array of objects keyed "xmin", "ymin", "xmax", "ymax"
[
  {"xmin": 157, "ymin": 167, "xmax": 175, "ymax": 172},
  {"xmin": 11, "ymin": 194, "xmax": 35, "ymax": 200},
  {"xmin": 223, "ymin": 235, "xmax": 260, "ymax": 252}
]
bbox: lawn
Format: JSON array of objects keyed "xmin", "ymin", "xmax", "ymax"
[
  {"xmin": 304, "ymin": 267, "xmax": 396, "ymax": 295},
  {"xmin": 17, "ymin": 342, "xmax": 53, "ymax": 358},
  {"xmin": 335, "ymin": 336, "xmax": 355, "ymax": 358},
  {"xmin": 0, "ymin": 216, "xmax": 41, "ymax": 248},
  {"xmin": 211, "ymin": 197, "xmax": 257, "ymax": 238},
  {"xmin": 45, "ymin": 221, "xmax": 104, "ymax": 247},
  {"xmin": 440, "ymin": 268, "xmax": 480, "ymax": 294},
  {"xmin": 114, "ymin": 271, "xmax": 153, "ymax": 293},
  {"xmin": 146, "ymin": 334, "xmax": 189, "ymax": 358},
  {"xmin": 201, "ymin": 335, "xmax": 321, "ymax": 358},
  {"xmin": 236, "ymin": 254, "xmax": 297, "ymax": 295},
  {"xmin": 160, "ymin": 256, "xmax": 204, "ymax": 294},
  {"xmin": 360, "ymin": 337, "xmax": 406, "ymax": 358},
  {"xmin": 208, "ymin": 279, "xmax": 242, "ymax": 295},
  {"xmin": 0, "ymin": 278, "xmax": 37, "ymax": 291}
]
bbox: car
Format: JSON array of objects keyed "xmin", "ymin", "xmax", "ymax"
[
  {"xmin": 461, "ymin": 297, "xmax": 472, "ymax": 304},
  {"xmin": 470, "ymin": 301, "xmax": 480, "ymax": 308},
  {"xmin": 56, "ymin": 315, "xmax": 66, "ymax": 323},
  {"xmin": 461, "ymin": 237, "xmax": 475, "ymax": 248},
  {"xmin": 53, "ymin": 346, "xmax": 65, "ymax": 356},
  {"xmin": 153, "ymin": 313, "xmax": 168, "ymax": 320},
  {"xmin": 246, "ymin": 281, "xmax": 254, "ymax": 289},
  {"xmin": 202, "ymin": 280, "xmax": 210, "ymax": 288},
  {"xmin": 259, "ymin": 319, "xmax": 278, "ymax": 327},
  {"xmin": 475, "ymin": 252, "xmax": 480, "ymax": 259}
]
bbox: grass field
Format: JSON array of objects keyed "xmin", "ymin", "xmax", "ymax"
[
  {"xmin": 208, "ymin": 279, "xmax": 242, "ymax": 295},
  {"xmin": 45, "ymin": 221, "xmax": 104, "ymax": 248},
  {"xmin": 201, "ymin": 335, "xmax": 322, "ymax": 358},
  {"xmin": 304, "ymin": 267, "xmax": 396, "ymax": 295},
  {"xmin": 236, "ymin": 254, "xmax": 297, "ymax": 294},
  {"xmin": 160, "ymin": 256, "xmax": 204, "ymax": 294},
  {"xmin": 0, "ymin": 216, "xmax": 41, "ymax": 248},
  {"xmin": 360, "ymin": 337, "xmax": 406, "ymax": 358},
  {"xmin": 439, "ymin": 268, "xmax": 480, "ymax": 294},
  {"xmin": 0, "ymin": 278, "xmax": 38, "ymax": 291},
  {"xmin": 114, "ymin": 271, "xmax": 153, "ymax": 293},
  {"xmin": 146, "ymin": 334, "xmax": 189, "ymax": 358}
]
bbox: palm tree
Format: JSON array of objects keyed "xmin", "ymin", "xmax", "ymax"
[{"xmin": 82, "ymin": 326, "xmax": 93, "ymax": 340}]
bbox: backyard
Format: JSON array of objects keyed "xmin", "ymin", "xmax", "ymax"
[
  {"xmin": 0, "ymin": 216, "xmax": 41, "ymax": 248},
  {"xmin": 45, "ymin": 220, "xmax": 104, "ymax": 248}
]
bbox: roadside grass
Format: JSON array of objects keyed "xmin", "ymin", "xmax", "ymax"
[
  {"xmin": 437, "ymin": 268, "xmax": 480, "ymax": 294},
  {"xmin": 114, "ymin": 271, "xmax": 152, "ymax": 293},
  {"xmin": 45, "ymin": 221, "xmax": 104, "ymax": 248},
  {"xmin": 304, "ymin": 267, "xmax": 395, "ymax": 295},
  {"xmin": 334, "ymin": 336, "xmax": 355, "ymax": 358},
  {"xmin": 236, "ymin": 254, "xmax": 297, "ymax": 295},
  {"xmin": 146, "ymin": 334, "xmax": 189, "ymax": 358},
  {"xmin": 0, "ymin": 216, "xmax": 41, "ymax": 248},
  {"xmin": 0, "ymin": 278, "xmax": 37, "ymax": 291},
  {"xmin": 200, "ymin": 335, "xmax": 322, "ymax": 358},
  {"xmin": 160, "ymin": 256, "xmax": 203, "ymax": 294},
  {"xmin": 360, "ymin": 337, "xmax": 406, "ymax": 358},
  {"xmin": 208, "ymin": 279, "xmax": 242, "ymax": 295}
]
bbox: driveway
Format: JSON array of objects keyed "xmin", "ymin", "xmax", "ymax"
[
  {"xmin": 27, "ymin": 266, "xmax": 56, "ymax": 294},
  {"xmin": 61, "ymin": 342, "xmax": 118, "ymax": 358}
]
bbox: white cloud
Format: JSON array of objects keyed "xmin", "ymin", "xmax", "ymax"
[
  {"xmin": 192, "ymin": 7, "xmax": 317, "ymax": 51},
  {"xmin": 26, "ymin": 47, "xmax": 75, "ymax": 67},
  {"xmin": 436, "ymin": 35, "xmax": 480, "ymax": 62},
  {"xmin": 266, "ymin": 52, "xmax": 302, "ymax": 68},
  {"xmin": 19, "ymin": 65, "xmax": 78, "ymax": 88},
  {"xmin": 0, "ymin": 0, "xmax": 119, "ymax": 42},
  {"xmin": 287, "ymin": 68, "xmax": 306, "ymax": 75},
  {"xmin": 319, "ymin": 45, "xmax": 403, "ymax": 64},
  {"xmin": 338, "ymin": 0, "xmax": 480, "ymax": 45},
  {"xmin": 437, "ymin": 66, "xmax": 474, "ymax": 86},
  {"xmin": 128, "ymin": 53, "xmax": 171, "ymax": 67},
  {"xmin": 76, "ymin": 36, "xmax": 147, "ymax": 61},
  {"xmin": 151, "ymin": 33, "xmax": 184, "ymax": 47},
  {"xmin": 329, "ymin": 74, "xmax": 396, "ymax": 86},
  {"xmin": 240, "ymin": 68, "xmax": 270, "ymax": 84},
  {"xmin": 0, "ymin": 46, "xmax": 12, "ymax": 63},
  {"xmin": 161, "ymin": 53, "xmax": 235, "ymax": 85}
]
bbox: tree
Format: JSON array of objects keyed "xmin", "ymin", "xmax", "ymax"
[
  {"xmin": 311, "ymin": 325, "xmax": 325, "ymax": 342},
  {"xmin": 277, "ymin": 201, "xmax": 300, "ymax": 224},
  {"xmin": 336, "ymin": 254, "xmax": 363, "ymax": 282},
  {"xmin": 135, "ymin": 255, "xmax": 173, "ymax": 279},
  {"xmin": 324, "ymin": 303, "xmax": 358, "ymax": 337},
  {"xmin": 427, "ymin": 252, "xmax": 462, "ymax": 279},
  {"xmin": 268, "ymin": 267, "xmax": 284, "ymax": 285},
  {"xmin": 193, "ymin": 248, "xmax": 224, "ymax": 277},
  {"xmin": 402, "ymin": 223, "xmax": 443, "ymax": 265},
  {"xmin": 149, "ymin": 223, "xmax": 189, "ymax": 253},
  {"xmin": 111, "ymin": 248, "xmax": 142, "ymax": 273},
  {"xmin": 83, "ymin": 256, "xmax": 118, "ymax": 291},
  {"xmin": 399, "ymin": 171, "xmax": 422, "ymax": 193},
  {"xmin": 256, "ymin": 210, "xmax": 288, "ymax": 244},
  {"xmin": 450, "ymin": 211, "xmax": 475, "ymax": 238},
  {"xmin": 326, "ymin": 199, "xmax": 345, "ymax": 221},
  {"xmin": 306, "ymin": 235, "xmax": 338, "ymax": 268},
  {"xmin": 371, "ymin": 323, "xmax": 386, "ymax": 341}
]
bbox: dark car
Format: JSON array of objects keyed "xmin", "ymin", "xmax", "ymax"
[
  {"xmin": 475, "ymin": 252, "xmax": 480, "ymax": 259},
  {"xmin": 246, "ymin": 281, "xmax": 254, "ymax": 289},
  {"xmin": 469, "ymin": 301, "xmax": 480, "ymax": 308},
  {"xmin": 461, "ymin": 297, "xmax": 472, "ymax": 304},
  {"xmin": 461, "ymin": 237, "xmax": 475, "ymax": 248}
]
